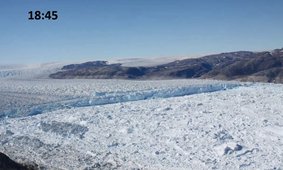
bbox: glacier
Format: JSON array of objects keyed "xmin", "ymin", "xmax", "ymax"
[
  {"xmin": 0, "ymin": 78, "xmax": 282, "ymax": 169},
  {"xmin": 0, "ymin": 80, "xmax": 244, "ymax": 118}
]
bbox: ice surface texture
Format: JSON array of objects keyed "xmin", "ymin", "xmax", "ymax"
[
  {"xmin": 0, "ymin": 79, "xmax": 282, "ymax": 169},
  {"xmin": 0, "ymin": 79, "xmax": 242, "ymax": 118}
]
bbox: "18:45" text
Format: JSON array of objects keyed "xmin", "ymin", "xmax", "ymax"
[{"xmin": 28, "ymin": 11, "xmax": 58, "ymax": 20}]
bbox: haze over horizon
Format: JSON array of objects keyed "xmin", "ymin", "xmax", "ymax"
[{"xmin": 1, "ymin": 0, "xmax": 283, "ymax": 64}]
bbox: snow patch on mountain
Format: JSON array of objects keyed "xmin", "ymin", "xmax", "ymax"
[{"xmin": 108, "ymin": 56, "xmax": 194, "ymax": 67}]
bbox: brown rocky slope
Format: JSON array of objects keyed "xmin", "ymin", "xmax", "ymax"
[{"xmin": 50, "ymin": 48, "xmax": 283, "ymax": 83}]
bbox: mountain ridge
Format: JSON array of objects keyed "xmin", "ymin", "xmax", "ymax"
[{"xmin": 49, "ymin": 48, "xmax": 283, "ymax": 83}]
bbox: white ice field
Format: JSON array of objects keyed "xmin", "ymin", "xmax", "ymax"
[{"xmin": 0, "ymin": 76, "xmax": 283, "ymax": 169}]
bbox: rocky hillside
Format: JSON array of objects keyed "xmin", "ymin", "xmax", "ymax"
[
  {"xmin": 0, "ymin": 152, "xmax": 37, "ymax": 170},
  {"xmin": 49, "ymin": 48, "xmax": 283, "ymax": 83}
]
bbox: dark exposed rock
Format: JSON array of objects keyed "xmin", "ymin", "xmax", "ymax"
[
  {"xmin": 234, "ymin": 144, "xmax": 243, "ymax": 151},
  {"xmin": 49, "ymin": 48, "xmax": 283, "ymax": 83},
  {"xmin": 0, "ymin": 152, "xmax": 36, "ymax": 170},
  {"xmin": 224, "ymin": 146, "xmax": 233, "ymax": 155},
  {"xmin": 62, "ymin": 61, "xmax": 112, "ymax": 70}
]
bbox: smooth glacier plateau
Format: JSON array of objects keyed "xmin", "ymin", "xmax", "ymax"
[{"xmin": 0, "ymin": 79, "xmax": 282, "ymax": 169}]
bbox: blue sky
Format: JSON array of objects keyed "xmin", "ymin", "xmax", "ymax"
[{"xmin": 1, "ymin": 0, "xmax": 283, "ymax": 64}]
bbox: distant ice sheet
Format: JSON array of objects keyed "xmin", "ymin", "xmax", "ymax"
[{"xmin": 0, "ymin": 62, "xmax": 63, "ymax": 79}]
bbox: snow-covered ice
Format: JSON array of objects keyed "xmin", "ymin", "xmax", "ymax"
[
  {"xmin": 0, "ymin": 78, "xmax": 282, "ymax": 169},
  {"xmin": 0, "ymin": 79, "xmax": 243, "ymax": 118}
]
